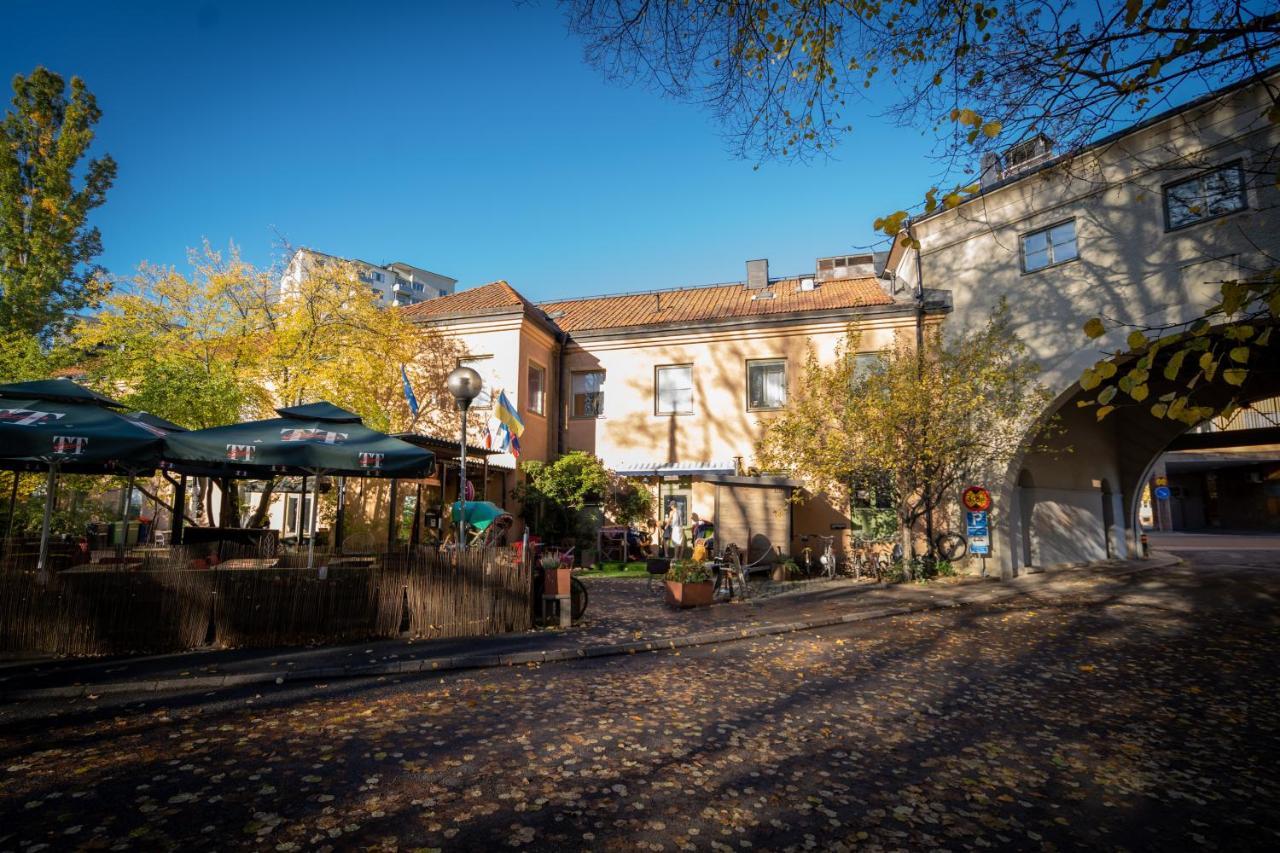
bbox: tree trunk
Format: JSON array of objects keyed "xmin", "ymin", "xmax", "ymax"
[
  {"xmin": 135, "ymin": 481, "xmax": 199, "ymax": 528},
  {"xmin": 247, "ymin": 479, "xmax": 276, "ymax": 528}
]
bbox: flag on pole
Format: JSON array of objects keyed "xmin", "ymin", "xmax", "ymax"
[
  {"xmin": 401, "ymin": 365, "xmax": 419, "ymax": 417},
  {"xmin": 495, "ymin": 390, "xmax": 524, "ymax": 438},
  {"xmin": 485, "ymin": 415, "xmax": 510, "ymax": 452}
]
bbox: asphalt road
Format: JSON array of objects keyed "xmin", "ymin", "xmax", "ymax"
[{"xmin": 2, "ymin": 562, "xmax": 1279, "ymax": 852}]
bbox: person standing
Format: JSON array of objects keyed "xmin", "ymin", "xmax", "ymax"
[{"xmin": 666, "ymin": 501, "xmax": 685, "ymax": 558}]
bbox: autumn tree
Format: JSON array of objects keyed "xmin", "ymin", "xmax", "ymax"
[
  {"xmin": 757, "ymin": 304, "xmax": 1054, "ymax": 561},
  {"xmin": 0, "ymin": 67, "xmax": 116, "ymax": 341},
  {"xmin": 73, "ymin": 245, "xmax": 464, "ymax": 525},
  {"xmin": 566, "ymin": 1, "xmax": 1280, "ymax": 416}
]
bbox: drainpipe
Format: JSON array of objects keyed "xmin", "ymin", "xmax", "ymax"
[
  {"xmin": 907, "ymin": 217, "xmax": 935, "ymax": 561},
  {"xmin": 555, "ymin": 329, "xmax": 568, "ymax": 456}
]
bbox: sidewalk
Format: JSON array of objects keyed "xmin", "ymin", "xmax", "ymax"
[{"xmin": 0, "ymin": 555, "xmax": 1176, "ymax": 700}]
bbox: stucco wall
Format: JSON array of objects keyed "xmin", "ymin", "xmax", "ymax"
[{"xmin": 899, "ymin": 75, "xmax": 1280, "ymax": 574}]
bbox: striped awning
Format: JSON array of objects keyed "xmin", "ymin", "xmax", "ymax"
[{"xmin": 613, "ymin": 460, "xmax": 737, "ymax": 477}]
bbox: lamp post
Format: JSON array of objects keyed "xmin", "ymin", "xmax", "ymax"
[{"xmin": 446, "ymin": 366, "xmax": 483, "ymax": 550}]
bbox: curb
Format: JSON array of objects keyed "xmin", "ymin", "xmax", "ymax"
[{"xmin": 0, "ymin": 560, "xmax": 1170, "ymax": 702}]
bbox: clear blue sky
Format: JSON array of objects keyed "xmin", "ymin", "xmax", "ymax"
[{"xmin": 3, "ymin": 0, "xmax": 939, "ymax": 301}]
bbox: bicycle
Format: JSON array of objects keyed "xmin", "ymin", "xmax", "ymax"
[
  {"xmin": 817, "ymin": 535, "xmax": 837, "ymax": 579},
  {"xmin": 851, "ymin": 536, "xmax": 895, "ymax": 581}
]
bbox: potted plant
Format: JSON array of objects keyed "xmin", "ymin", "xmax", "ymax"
[
  {"xmin": 771, "ymin": 558, "xmax": 800, "ymax": 583},
  {"xmin": 542, "ymin": 552, "xmax": 572, "ymax": 596},
  {"xmin": 664, "ymin": 559, "xmax": 714, "ymax": 608}
]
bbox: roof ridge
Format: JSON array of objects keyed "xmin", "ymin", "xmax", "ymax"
[{"xmin": 538, "ymin": 273, "xmax": 870, "ymax": 307}]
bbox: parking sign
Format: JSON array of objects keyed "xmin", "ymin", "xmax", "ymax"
[{"xmin": 966, "ymin": 510, "xmax": 990, "ymax": 555}]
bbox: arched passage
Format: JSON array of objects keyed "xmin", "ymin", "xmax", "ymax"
[{"xmin": 997, "ymin": 338, "xmax": 1280, "ymax": 578}]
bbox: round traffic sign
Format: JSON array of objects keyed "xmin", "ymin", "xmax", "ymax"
[
  {"xmin": 1154, "ymin": 485, "xmax": 1171, "ymax": 500},
  {"xmin": 962, "ymin": 486, "xmax": 992, "ymax": 512}
]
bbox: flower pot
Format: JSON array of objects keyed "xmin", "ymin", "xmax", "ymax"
[
  {"xmin": 544, "ymin": 566, "xmax": 573, "ymax": 596},
  {"xmin": 665, "ymin": 579, "xmax": 713, "ymax": 608},
  {"xmin": 771, "ymin": 565, "xmax": 788, "ymax": 583}
]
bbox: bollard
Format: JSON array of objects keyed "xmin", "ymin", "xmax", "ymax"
[{"xmin": 1140, "ymin": 532, "xmax": 1149, "ymax": 558}]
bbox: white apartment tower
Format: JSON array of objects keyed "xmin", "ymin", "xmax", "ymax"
[{"xmin": 280, "ymin": 249, "xmax": 457, "ymax": 307}]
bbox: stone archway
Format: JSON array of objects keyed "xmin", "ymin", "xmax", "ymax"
[{"xmin": 995, "ymin": 339, "xmax": 1280, "ymax": 578}]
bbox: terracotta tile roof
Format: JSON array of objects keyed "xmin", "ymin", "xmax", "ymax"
[
  {"xmin": 540, "ymin": 277, "xmax": 894, "ymax": 333},
  {"xmin": 399, "ymin": 280, "xmax": 529, "ymax": 319}
]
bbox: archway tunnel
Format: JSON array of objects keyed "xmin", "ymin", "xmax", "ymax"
[{"xmin": 1001, "ymin": 332, "xmax": 1280, "ymax": 576}]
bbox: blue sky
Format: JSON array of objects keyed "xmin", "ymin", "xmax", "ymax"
[{"xmin": 3, "ymin": 0, "xmax": 940, "ymax": 301}]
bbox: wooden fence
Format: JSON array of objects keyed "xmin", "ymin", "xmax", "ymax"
[{"xmin": 0, "ymin": 543, "xmax": 533, "ymax": 656}]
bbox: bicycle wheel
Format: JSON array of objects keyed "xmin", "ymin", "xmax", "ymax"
[
  {"xmin": 570, "ymin": 576, "xmax": 588, "ymax": 621},
  {"xmin": 935, "ymin": 532, "xmax": 967, "ymax": 562}
]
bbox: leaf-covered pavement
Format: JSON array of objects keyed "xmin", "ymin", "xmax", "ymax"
[{"xmin": 2, "ymin": 565, "xmax": 1279, "ymax": 851}]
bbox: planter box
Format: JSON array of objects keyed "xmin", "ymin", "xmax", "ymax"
[
  {"xmin": 544, "ymin": 566, "xmax": 573, "ymax": 597},
  {"xmin": 665, "ymin": 579, "xmax": 713, "ymax": 609}
]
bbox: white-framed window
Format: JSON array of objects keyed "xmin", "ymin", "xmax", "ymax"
[
  {"xmin": 458, "ymin": 355, "xmax": 495, "ymax": 408},
  {"xmin": 655, "ymin": 364, "xmax": 693, "ymax": 415},
  {"xmin": 1021, "ymin": 219, "xmax": 1078, "ymax": 273},
  {"xmin": 572, "ymin": 371, "xmax": 605, "ymax": 418},
  {"xmin": 527, "ymin": 362, "xmax": 546, "ymax": 416},
  {"xmin": 412, "ymin": 281, "xmax": 425, "ymax": 292},
  {"xmin": 1164, "ymin": 161, "xmax": 1247, "ymax": 230},
  {"xmin": 372, "ymin": 271, "xmax": 385, "ymax": 283},
  {"xmin": 747, "ymin": 359, "xmax": 786, "ymax": 411}
]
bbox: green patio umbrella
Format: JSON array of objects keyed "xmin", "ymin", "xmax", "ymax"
[
  {"xmin": 450, "ymin": 500, "xmax": 507, "ymax": 533},
  {"xmin": 0, "ymin": 379, "xmax": 171, "ymax": 575},
  {"xmin": 161, "ymin": 402, "xmax": 435, "ymax": 568}
]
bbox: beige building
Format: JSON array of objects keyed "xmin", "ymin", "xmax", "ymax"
[
  {"xmin": 887, "ymin": 70, "xmax": 1280, "ymax": 575},
  {"xmin": 405, "ymin": 258, "xmax": 946, "ymax": 561}
]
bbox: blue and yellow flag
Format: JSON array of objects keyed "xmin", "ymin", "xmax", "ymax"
[{"xmin": 495, "ymin": 389, "xmax": 524, "ymax": 438}]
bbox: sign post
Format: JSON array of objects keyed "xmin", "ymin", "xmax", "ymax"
[{"xmin": 962, "ymin": 486, "xmax": 993, "ymax": 576}]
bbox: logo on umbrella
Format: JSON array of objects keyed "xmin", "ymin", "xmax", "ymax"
[
  {"xmin": 280, "ymin": 428, "xmax": 348, "ymax": 444},
  {"xmin": 358, "ymin": 452, "xmax": 385, "ymax": 469},
  {"xmin": 226, "ymin": 443, "xmax": 257, "ymax": 462},
  {"xmin": 0, "ymin": 408, "xmax": 64, "ymax": 427},
  {"xmin": 52, "ymin": 435, "xmax": 89, "ymax": 455}
]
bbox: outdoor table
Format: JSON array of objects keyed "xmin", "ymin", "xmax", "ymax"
[{"xmin": 217, "ymin": 558, "xmax": 281, "ymax": 570}]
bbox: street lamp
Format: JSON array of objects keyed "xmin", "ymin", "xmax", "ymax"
[{"xmin": 447, "ymin": 366, "xmax": 483, "ymax": 550}]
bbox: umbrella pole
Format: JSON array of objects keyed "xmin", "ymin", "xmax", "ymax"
[
  {"xmin": 4, "ymin": 471, "xmax": 17, "ymax": 555},
  {"xmin": 36, "ymin": 464, "xmax": 58, "ymax": 583},
  {"xmin": 116, "ymin": 473, "xmax": 135, "ymax": 559},
  {"xmin": 307, "ymin": 471, "xmax": 320, "ymax": 572}
]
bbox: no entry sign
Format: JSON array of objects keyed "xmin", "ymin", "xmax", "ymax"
[{"xmin": 962, "ymin": 486, "xmax": 992, "ymax": 512}]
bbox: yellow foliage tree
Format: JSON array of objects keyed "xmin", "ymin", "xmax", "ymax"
[{"xmin": 757, "ymin": 303, "xmax": 1056, "ymax": 562}]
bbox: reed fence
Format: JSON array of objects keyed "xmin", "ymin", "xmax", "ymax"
[{"xmin": 0, "ymin": 541, "xmax": 533, "ymax": 656}]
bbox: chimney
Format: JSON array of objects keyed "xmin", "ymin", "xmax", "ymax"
[
  {"xmin": 979, "ymin": 152, "xmax": 1002, "ymax": 189},
  {"xmin": 746, "ymin": 258, "xmax": 769, "ymax": 289}
]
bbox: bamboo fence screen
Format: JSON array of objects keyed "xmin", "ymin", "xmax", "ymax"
[{"xmin": 0, "ymin": 543, "xmax": 533, "ymax": 656}]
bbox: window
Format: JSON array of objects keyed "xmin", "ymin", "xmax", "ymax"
[
  {"xmin": 438, "ymin": 289, "xmax": 448, "ymax": 298},
  {"xmin": 1164, "ymin": 162, "xmax": 1247, "ymax": 230},
  {"xmin": 458, "ymin": 356, "xmax": 494, "ymax": 408},
  {"xmin": 852, "ymin": 353, "xmax": 887, "ymax": 383},
  {"xmin": 372, "ymin": 271, "xmax": 385, "ymax": 283},
  {"xmin": 747, "ymin": 359, "xmax": 787, "ymax": 410},
  {"xmin": 412, "ymin": 281, "xmax": 425, "ymax": 292},
  {"xmin": 527, "ymin": 362, "xmax": 546, "ymax": 416},
  {"xmin": 572, "ymin": 371, "xmax": 605, "ymax": 418},
  {"xmin": 655, "ymin": 365, "xmax": 693, "ymax": 414},
  {"xmin": 1021, "ymin": 220, "xmax": 1077, "ymax": 273}
]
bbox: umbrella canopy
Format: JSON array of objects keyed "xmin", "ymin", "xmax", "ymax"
[
  {"xmin": 0, "ymin": 380, "xmax": 168, "ymax": 472},
  {"xmin": 161, "ymin": 401, "xmax": 435, "ymax": 478},
  {"xmin": 450, "ymin": 500, "xmax": 507, "ymax": 532}
]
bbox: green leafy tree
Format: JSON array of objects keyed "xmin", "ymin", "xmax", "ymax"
[
  {"xmin": 605, "ymin": 473, "xmax": 654, "ymax": 527},
  {"xmin": 513, "ymin": 451, "xmax": 611, "ymax": 542},
  {"xmin": 0, "ymin": 67, "xmax": 116, "ymax": 340},
  {"xmin": 757, "ymin": 304, "xmax": 1054, "ymax": 559}
]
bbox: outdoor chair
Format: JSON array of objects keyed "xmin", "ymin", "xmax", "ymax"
[
  {"xmin": 599, "ymin": 526, "xmax": 628, "ymax": 563},
  {"xmin": 645, "ymin": 557, "xmax": 670, "ymax": 593}
]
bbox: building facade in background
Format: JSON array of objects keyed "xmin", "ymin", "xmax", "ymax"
[
  {"xmin": 280, "ymin": 248, "xmax": 456, "ymax": 308},
  {"xmin": 888, "ymin": 70, "xmax": 1280, "ymax": 574},
  {"xmin": 404, "ymin": 256, "xmax": 946, "ymax": 562}
]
